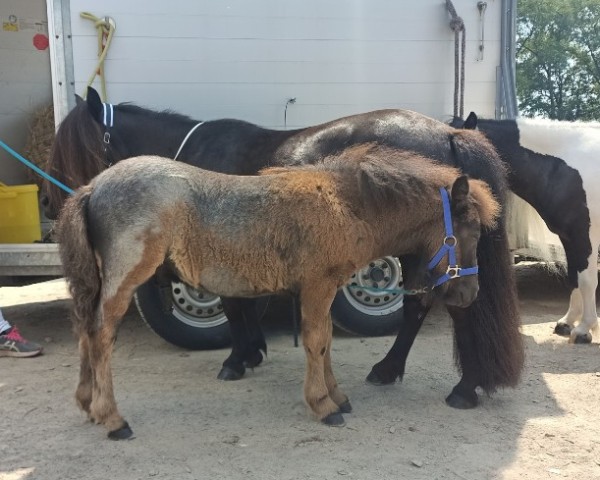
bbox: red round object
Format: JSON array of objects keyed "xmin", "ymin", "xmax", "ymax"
[{"xmin": 33, "ymin": 34, "xmax": 49, "ymax": 51}]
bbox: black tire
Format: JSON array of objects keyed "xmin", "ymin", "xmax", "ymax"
[
  {"xmin": 134, "ymin": 275, "xmax": 231, "ymax": 350},
  {"xmin": 331, "ymin": 256, "xmax": 405, "ymax": 336}
]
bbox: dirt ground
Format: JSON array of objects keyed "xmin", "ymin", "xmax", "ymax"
[{"xmin": 1, "ymin": 263, "xmax": 600, "ymax": 480}]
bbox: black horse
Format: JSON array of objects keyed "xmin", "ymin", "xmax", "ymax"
[{"xmin": 43, "ymin": 87, "xmax": 523, "ymax": 409}]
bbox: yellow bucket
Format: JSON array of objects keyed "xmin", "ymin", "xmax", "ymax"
[{"xmin": 0, "ymin": 182, "xmax": 42, "ymax": 243}]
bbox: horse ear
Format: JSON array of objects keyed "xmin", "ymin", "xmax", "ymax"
[
  {"xmin": 463, "ymin": 112, "xmax": 478, "ymax": 130},
  {"xmin": 86, "ymin": 87, "xmax": 103, "ymax": 124},
  {"xmin": 451, "ymin": 175, "xmax": 470, "ymax": 203},
  {"xmin": 75, "ymin": 94, "xmax": 84, "ymax": 105}
]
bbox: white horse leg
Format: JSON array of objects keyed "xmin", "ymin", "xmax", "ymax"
[
  {"xmin": 570, "ymin": 239, "xmax": 600, "ymax": 344},
  {"xmin": 555, "ymin": 289, "xmax": 583, "ymax": 336}
]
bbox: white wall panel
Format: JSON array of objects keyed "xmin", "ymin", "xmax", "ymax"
[{"xmin": 67, "ymin": 0, "xmax": 502, "ymax": 127}]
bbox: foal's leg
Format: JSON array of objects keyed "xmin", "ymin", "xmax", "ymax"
[
  {"xmin": 323, "ymin": 314, "xmax": 351, "ymax": 413},
  {"xmin": 88, "ymin": 244, "xmax": 166, "ymax": 439},
  {"xmin": 75, "ymin": 333, "xmax": 93, "ymax": 416},
  {"xmin": 300, "ymin": 285, "xmax": 344, "ymax": 426},
  {"xmin": 366, "ymin": 294, "xmax": 431, "ymax": 385},
  {"xmin": 218, "ymin": 298, "xmax": 267, "ymax": 381},
  {"xmin": 88, "ymin": 296, "xmax": 134, "ymax": 439},
  {"xmin": 444, "ymin": 305, "xmax": 480, "ymax": 409}
]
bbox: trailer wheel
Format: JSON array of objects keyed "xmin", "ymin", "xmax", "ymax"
[
  {"xmin": 331, "ymin": 256, "xmax": 404, "ymax": 336},
  {"xmin": 134, "ymin": 276, "xmax": 231, "ymax": 350}
]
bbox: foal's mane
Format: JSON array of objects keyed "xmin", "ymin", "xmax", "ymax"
[
  {"xmin": 262, "ymin": 143, "xmax": 499, "ymax": 227},
  {"xmin": 263, "ymin": 143, "xmax": 459, "ymax": 206}
]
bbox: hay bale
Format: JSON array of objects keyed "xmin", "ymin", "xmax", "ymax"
[{"xmin": 23, "ymin": 104, "xmax": 55, "ymax": 187}]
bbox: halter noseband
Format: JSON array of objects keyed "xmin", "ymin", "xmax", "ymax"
[{"xmin": 425, "ymin": 187, "xmax": 479, "ymax": 290}]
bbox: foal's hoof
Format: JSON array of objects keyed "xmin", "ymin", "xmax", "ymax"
[
  {"xmin": 445, "ymin": 390, "xmax": 478, "ymax": 409},
  {"xmin": 217, "ymin": 366, "xmax": 245, "ymax": 381},
  {"xmin": 322, "ymin": 412, "xmax": 345, "ymax": 427},
  {"xmin": 554, "ymin": 323, "xmax": 572, "ymax": 337},
  {"xmin": 365, "ymin": 369, "xmax": 397, "ymax": 386},
  {"xmin": 108, "ymin": 422, "xmax": 134, "ymax": 440},
  {"xmin": 572, "ymin": 333, "xmax": 592, "ymax": 344},
  {"xmin": 338, "ymin": 400, "xmax": 353, "ymax": 414}
]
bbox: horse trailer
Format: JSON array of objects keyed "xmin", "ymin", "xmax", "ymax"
[{"xmin": 1, "ymin": 0, "xmax": 519, "ymax": 348}]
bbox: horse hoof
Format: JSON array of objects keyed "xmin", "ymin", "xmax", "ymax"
[
  {"xmin": 108, "ymin": 422, "xmax": 134, "ymax": 440},
  {"xmin": 244, "ymin": 350, "xmax": 264, "ymax": 368},
  {"xmin": 365, "ymin": 369, "xmax": 396, "ymax": 386},
  {"xmin": 554, "ymin": 323, "xmax": 572, "ymax": 337},
  {"xmin": 573, "ymin": 333, "xmax": 592, "ymax": 344},
  {"xmin": 217, "ymin": 366, "xmax": 245, "ymax": 381},
  {"xmin": 338, "ymin": 400, "xmax": 353, "ymax": 414},
  {"xmin": 445, "ymin": 391, "xmax": 478, "ymax": 409},
  {"xmin": 322, "ymin": 412, "xmax": 345, "ymax": 427}
]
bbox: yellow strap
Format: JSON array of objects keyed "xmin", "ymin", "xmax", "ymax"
[{"xmin": 80, "ymin": 12, "xmax": 116, "ymax": 102}]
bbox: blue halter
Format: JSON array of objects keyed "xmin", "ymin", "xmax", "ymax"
[{"xmin": 426, "ymin": 187, "xmax": 479, "ymax": 289}]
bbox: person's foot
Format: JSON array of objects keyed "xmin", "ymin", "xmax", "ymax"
[{"xmin": 0, "ymin": 326, "xmax": 43, "ymax": 357}]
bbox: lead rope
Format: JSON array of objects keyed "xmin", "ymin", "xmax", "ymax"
[
  {"xmin": 173, "ymin": 122, "xmax": 204, "ymax": 161},
  {"xmin": 80, "ymin": 12, "xmax": 116, "ymax": 101},
  {"xmin": 446, "ymin": 0, "xmax": 466, "ymax": 119}
]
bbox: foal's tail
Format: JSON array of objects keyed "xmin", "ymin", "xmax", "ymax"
[{"xmin": 56, "ymin": 185, "xmax": 101, "ymax": 335}]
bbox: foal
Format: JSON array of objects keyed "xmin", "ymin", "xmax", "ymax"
[{"xmin": 57, "ymin": 144, "xmax": 499, "ymax": 439}]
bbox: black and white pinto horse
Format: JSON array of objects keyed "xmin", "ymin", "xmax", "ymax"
[
  {"xmin": 457, "ymin": 113, "xmax": 600, "ymax": 343},
  {"xmin": 43, "ymin": 87, "xmax": 524, "ymax": 410}
]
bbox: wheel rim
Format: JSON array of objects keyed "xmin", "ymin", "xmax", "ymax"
[
  {"xmin": 341, "ymin": 256, "xmax": 404, "ymax": 315},
  {"xmin": 170, "ymin": 281, "xmax": 228, "ymax": 328}
]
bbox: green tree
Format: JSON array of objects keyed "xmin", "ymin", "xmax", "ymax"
[{"xmin": 516, "ymin": 0, "xmax": 600, "ymax": 119}]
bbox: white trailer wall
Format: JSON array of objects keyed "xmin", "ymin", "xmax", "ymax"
[
  {"xmin": 0, "ymin": 0, "xmax": 52, "ymax": 185},
  {"xmin": 66, "ymin": 0, "xmax": 502, "ymax": 128}
]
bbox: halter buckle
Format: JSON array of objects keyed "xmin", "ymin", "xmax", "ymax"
[
  {"xmin": 103, "ymin": 131, "xmax": 111, "ymax": 144},
  {"xmin": 446, "ymin": 266, "xmax": 460, "ymax": 278}
]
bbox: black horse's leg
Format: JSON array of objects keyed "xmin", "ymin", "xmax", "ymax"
[
  {"xmin": 366, "ymin": 255, "xmax": 432, "ymax": 385},
  {"xmin": 243, "ymin": 297, "xmax": 269, "ymax": 368},
  {"xmin": 218, "ymin": 298, "xmax": 268, "ymax": 380},
  {"xmin": 366, "ymin": 294, "xmax": 431, "ymax": 385},
  {"xmin": 444, "ymin": 305, "xmax": 480, "ymax": 409}
]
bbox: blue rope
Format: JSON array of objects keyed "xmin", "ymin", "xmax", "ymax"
[{"xmin": 0, "ymin": 139, "xmax": 74, "ymax": 195}]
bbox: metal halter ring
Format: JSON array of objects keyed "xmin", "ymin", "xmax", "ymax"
[
  {"xmin": 444, "ymin": 235, "xmax": 457, "ymax": 247},
  {"xmin": 103, "ymin": 132, "xmax": 111, "ymax": 144}
]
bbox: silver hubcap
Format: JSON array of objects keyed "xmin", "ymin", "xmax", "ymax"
[
  {"xmin": 170, "ymin": 282, "xmax": 228, "ymax": 328},
  {"xmin": 341, "ymin": 257, "xmax": 404, "ymax": 315}
]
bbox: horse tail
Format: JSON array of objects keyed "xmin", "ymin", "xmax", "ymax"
[
  {"xmin": 56, "ymin": 185, "xmax": 101, "ymax": 335},
  {"xmin": 450, "ymin": 131, "xmax": 525, "ymax": 391}
]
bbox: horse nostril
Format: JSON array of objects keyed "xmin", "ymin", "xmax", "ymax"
[{"xmin": 40, "ymin": 195, "xmax": 49, "ymax": 207}]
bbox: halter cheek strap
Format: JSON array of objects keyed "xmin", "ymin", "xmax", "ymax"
[
  {"xmin": 102, "ymin": 102, "xmax": 114, "ymax": 128},
  {"xmin": 426, "ymin": 187, "xmax": 479, "ymax": 289},
  {"xmin": 101, "ymin": 103, "xmax": 114, "ymax": 166}
]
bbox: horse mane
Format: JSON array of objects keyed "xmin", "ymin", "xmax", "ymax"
[
  {"xmin": 45, "ymin": 102, "xmax": 106, "ymax": 211},
  {"xmin": 116, "ymin": 103, "xmax": 195, "ymax": 124}
]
